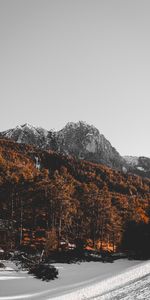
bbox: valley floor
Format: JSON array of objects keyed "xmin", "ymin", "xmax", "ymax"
[{"xmin": 0, "ymin": 259, "xmax": 150, "ymax": 299}]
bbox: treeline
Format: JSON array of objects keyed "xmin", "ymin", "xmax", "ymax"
[{"xmin": 0, "ymin": 139, "xmax": 150, "ymax": 256}]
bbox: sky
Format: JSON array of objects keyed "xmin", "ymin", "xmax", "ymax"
[{"xmin": 0, "ymin": 0, "xmax": 150, "ymax": 157}]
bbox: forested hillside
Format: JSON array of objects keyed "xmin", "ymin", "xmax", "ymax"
[{"xmin": 0, "ymin": 139, "xmax": 150, "ymax": 255}]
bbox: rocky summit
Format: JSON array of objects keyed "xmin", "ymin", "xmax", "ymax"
[{"xmin": 1, "ymin": 121, "xmax": 150, "ymax": 178}]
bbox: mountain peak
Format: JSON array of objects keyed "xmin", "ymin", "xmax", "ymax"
[
  {"xmin": 57, "ymin": 121, "xmax": 124, "ymax": 168},
  {"xmin": 64, "ymin": 121, "xmax": 88, "ymax": 129},
  {"xmin": 64, "ymin": 120, "xmax": 97, "ymax": 130},
  {"xmin": 1, "ymin": 123, "xmax": 49, "ymax": 146},
  {"xmin": 21, "ymin": 123, "xmax": 35, "ymax": 129},
  {"xmin": 1, "ymin": 121, "xmax": 124, "ymax": 169},
  {"xmin": 1, "ymin": 122, "xmax": 150, "ymax": 178}
]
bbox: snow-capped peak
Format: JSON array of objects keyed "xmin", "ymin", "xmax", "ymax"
[
  {"xmin": 14, "ymin": 123, "xmax": 48, "ymax": 136},
  {"xmin": 22, "ymin": 123, "xmax": 34, "ymax": 129}
]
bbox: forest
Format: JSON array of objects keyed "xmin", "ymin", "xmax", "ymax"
[{"xmin": 0, "ymin": 139, "xmax": 150, "ymax": 258}]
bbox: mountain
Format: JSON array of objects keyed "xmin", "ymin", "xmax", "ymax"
[
  {"xmin": 0, "ymin": 121, "xmax": 149, "ymax": 178},
  {"xmin": 56, "ymin": 121, "xmax": 125, "ymax": 170},
  {"xmin": 0, "ymin": 138, "xmax": 150, "ymax": 252},
  {"xmin": 0, "ymin": 122, "xmax": 126, "ymax": 170},
  {"xmin": 0, "ymin": 123, "xmax": 56, "ymax": 149}
]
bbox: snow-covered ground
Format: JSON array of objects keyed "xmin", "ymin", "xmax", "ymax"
[{"xmin": 0, "ymin": 259, "xmax": 150, "ymax": 299}]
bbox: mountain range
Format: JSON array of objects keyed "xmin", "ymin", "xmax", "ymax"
[{"xmin": 0, "ymin": 121, "xmax": 150, "ymax": 178}]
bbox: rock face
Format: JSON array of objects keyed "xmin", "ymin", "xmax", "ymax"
[
  {"xmin": 56, "ymin": 121, "xmax": 125, "ymax": 170},
  {"xmin": 1, "ymin": 121, "xmax": 150, "ymax": 178}
]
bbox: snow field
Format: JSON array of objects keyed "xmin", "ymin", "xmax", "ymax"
[
  {"xmin": 50, "ymin": 260, "xmax": 150, "ymax": 300},
  {"xmin": 0, "ymin": 259, "xmax": 149, "ymax": 300}
]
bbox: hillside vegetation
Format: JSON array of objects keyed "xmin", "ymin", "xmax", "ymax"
[{"xmin": 0, "ymin": 139, "xmax": 150, "ymax": 256}]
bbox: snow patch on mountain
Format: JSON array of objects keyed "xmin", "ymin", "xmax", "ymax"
[{"xmin": 137, "ymin": 166, "xmax": 145, "ymax": 171}]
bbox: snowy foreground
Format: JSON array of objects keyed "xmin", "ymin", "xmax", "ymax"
[{"xmin": 0, "ymin": 259, "xmax": 150, "ymax": 299}]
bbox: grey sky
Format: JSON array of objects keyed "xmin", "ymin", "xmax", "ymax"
[{"xmin": 0, "ymin": 0, "xmax": 150, "ymax": 156}]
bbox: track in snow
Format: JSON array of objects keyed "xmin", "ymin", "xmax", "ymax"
[{"xmin": 91, "ymin": 274, "xmax": 150, "ymax": 299}]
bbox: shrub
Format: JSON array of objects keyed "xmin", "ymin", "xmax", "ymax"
[
  {"xmin": 0, "ymin": 262, "xmax": 5, "ymax": 268},
  {"xmin": 29, "ymin": 263, "xmax": 58, "ymax": 281}
]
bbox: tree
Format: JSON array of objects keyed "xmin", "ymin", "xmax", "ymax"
[{"xmin": 45, "ymin": 228, "xmax": 58, "ymax": 254}]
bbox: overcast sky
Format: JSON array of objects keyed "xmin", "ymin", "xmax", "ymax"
[{"xmin": 0, "ymin": 0, "xmax": 150, "ymax": 157}]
